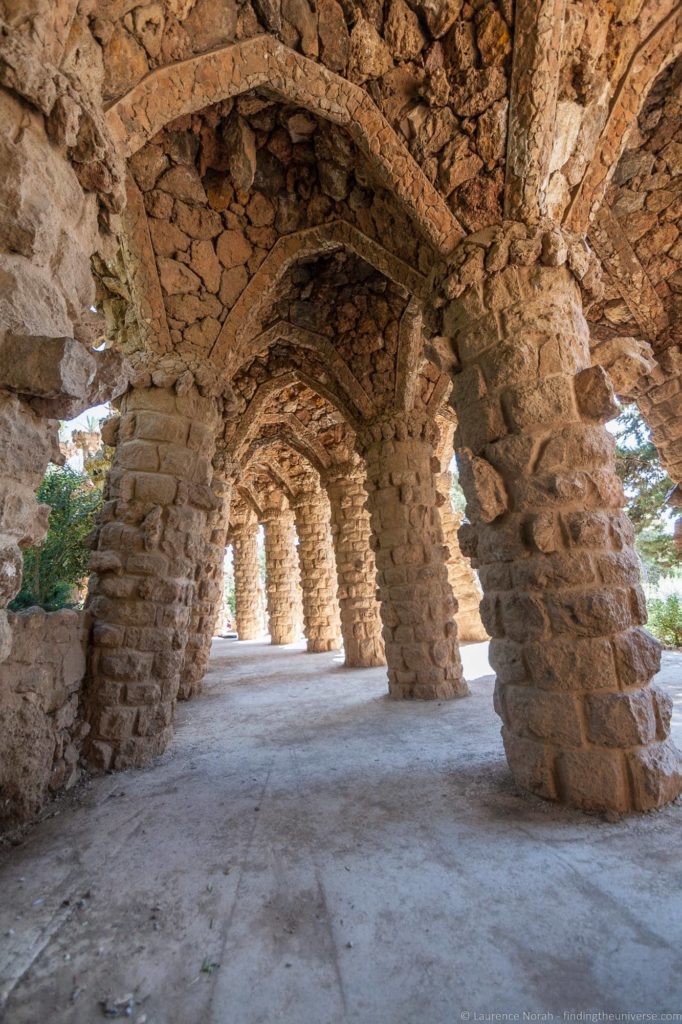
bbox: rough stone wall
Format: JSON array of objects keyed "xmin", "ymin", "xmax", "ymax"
[
  {"xmin": 292, "ymin": 488, "xmax": 342, "ymax": 653},
  {"xmin": 0, "ymin": 13, "xmax": 129, "ymax": 668},
  {"xmin": 438, "ymin": 480, "xmax": 488, "ymax": 644},
  {"xmin": 179, "ymin": 465, "xmax": 233, "ymax": 699},
  {"xmin": 360, "ymin": 416, "xmax": 466, "ymax": 700},
  {"xmin": 232, "ymin": 513, "xmax": 264, "ymax": 640},
  {"xmin": 0, "ymin": 608, "xmax": 88, "ymax": 828},
  {"xmin": 324, "ymin": 459, "xmax": 385, "ymax": 669},
  {"xmin": 262, "ymin": 500, "xmax": 302, "ymax": 645},
  {"xmin": 85, "ymin": 384, "xmax": 220, "ymax": 770},
  {"xmin": 440, "ymin": 228, "xmax": 681, "ymax": 814}
]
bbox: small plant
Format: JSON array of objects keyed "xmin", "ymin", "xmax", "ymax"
[
  {"xmin": 10, "ymin": 465, "xmax": 102, "ymax": 612},
  {"xmin": 647, "ymin": 594, "xmax": 682, "ymax": 649}
]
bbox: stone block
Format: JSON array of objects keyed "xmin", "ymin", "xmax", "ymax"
[
  {"xmin": 133, "ymin": 472, "xmax": 177, "ymax": 505},
  {"xmin": 0, "ymin": 334, "xmax": 96, "ymax": 406},
  {"xmin": 556, "ymin": 748, "xmax": 630, "ymax": 813},
  {"xmin": 135, "ymin": 411, "xmax": 189, "ymax": 444},
  {"xmin": 502, "ymin": 728, "xmax": 557, "ymax": 800},
  {"xmin": 585, "ymin": 688, "xmax": 657, "ymax": 747},
  {"xmin": 504, "ymin": 686, "xmax": 583, "ymax": 746},
  {"xmin": 613, "ymin": 627, "xmax": 661, "ymax": 687},
  {"xmin": 504, "ymin": 377, "xmax": 575, "ymax": 432},
  {"xmin": 628, "ymin": 740, "xmax": 682, "ymax": 811}
]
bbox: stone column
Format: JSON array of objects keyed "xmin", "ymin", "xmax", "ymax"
[
  {"xmin": 437, "ymin": 472, "xmax": 488, "ymax": 643},
  {"xmin": 232, "ymin": 511, "xmax": 263, "ymax": 640},
  {"xmin": 324, "ymin": 459, "xmax": 385, "ymax": 668},
  {"xmin": 291, "ymin": 488, "xmax": 342, "ymax": 653},
  {"xmin": 178, "ymin": 462, "xmax": 233, "ymax": 700},
  {"xmin": 262, "ymin": 498, "xmax": 302, "ymax": 645},
  {"xmin": 85, "ymin": 384, "xmax": 220, "ymax": 770},
  {"xmin": 441, "ymin": 225, "xmax": 681, "ymax": 813},
  {"xmin": 358, "ymin": 416, "xmax": 467, "ymax": 701}
]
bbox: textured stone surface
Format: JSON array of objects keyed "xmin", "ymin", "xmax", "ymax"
[
  {"xmin": 292, "ymin": 488, "xmax": 342, "ymax": 653},
  {"xmin": 0, "ymin": 609, "xmax": 88, "ymax": 827},
  {"xmin": 231, "ymin": 512, "xmax": 265, "ymax": 641},
  {"xmin": 324, "ymin": 458, "xmax": 385, "ymax": 669},
  {"xmin": 442, "ymin": 251, "xmax": 682, "ymax": 814},
  {"xmin": 0, "ymin": 0, "xmax": 680, "ymax": 822},
  {"xmin": 84, "ymin": 384, "xmax": 221, "ymax": 771},
  {"xmin": 359, "ymin": 414, "xmax": 467, "ymax": 701},
  {"xmin": 262, "ymin": 500, "xmax": 303, "ymax": 646}
]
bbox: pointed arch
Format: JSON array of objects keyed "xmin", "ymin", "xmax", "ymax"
[
  {"xmin": 208, "ymin": 221, "xmax": 427, "ymax": 378},
  {"xmin": 105, "ymin": 35, "xmax": 461, "ymax": 257},
  {"xmin": 564, "ymin": 3, "xmax": 682, "ymax": 233}
]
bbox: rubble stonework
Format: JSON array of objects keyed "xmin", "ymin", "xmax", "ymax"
[
  {"xmin": 231, "ymin": 512, "xmax": 264, "ymax": 641},
  {"xmin": 84, "ymin": 384, "xmax": 221, "ymax": 771},
  {"xmin": 324, "ymin": 459, "xmax": 386, "ymax": 669},
  {"xmin": 359, "ymin": 414, "xmax": 468, "ymax": 701},
  {"xmin": 291, "ymin": 488, "xmax": 342, "ymax": 653},
  {"xmin": 262, "ymin": 500, "xmax": 303, "ymax": 646},
  {"xmin": 179, "ymin": 465, "xmax": 234, "ymax": 699},
  {"xmin": 1, "ymin": 1, "xmax": 681, "ymax": 824},
  {"xmin": 442, "ymin": 248, "xmax": 681, "ymax": 813},
  {"xmin": 0, "ymin": 609, "xmax": 88, "ymax": 827}
]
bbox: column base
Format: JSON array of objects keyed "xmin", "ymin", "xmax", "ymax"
[
  {"xmin": 306, "ymin": 639, "xmax": 341, "ymax": 653},
  {"xmin": 389, "ymin": 674, "xmax": 470, "ymax": 701}
]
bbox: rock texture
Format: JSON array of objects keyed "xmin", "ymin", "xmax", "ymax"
[
  {"xmin": 231, "ymin": 511, "xmax": 265, "ymax": 641},
  {"xmin": 0, "ymin": 609, "xmax": 88, "ymax": 827},
  {"xmin": 1, "ymin": 0, "xmax": 681, "ymax": 822},
  {"xmin": 292, "ymin": 488, "xmax": 342, "ymax": 653},
  {"xmin": 324, "ymin": 458, "xmax": 386, "ymax": 669},
  {"xmin": 440, "ymin": 234, "xmax": 681, "ymax": 814}
]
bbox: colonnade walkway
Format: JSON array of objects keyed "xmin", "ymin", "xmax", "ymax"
[{"xmin": 1, "ymin": 639, "xmax": 681, "ymax": 1022}]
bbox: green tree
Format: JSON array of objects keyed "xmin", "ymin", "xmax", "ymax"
[
  {"xmin": 10, "ymin": 466, "xmax": 103, "ymax": 612},
  {"xmin": 614, "ymin": 406, "xmax": 677, "ymax": 574}
]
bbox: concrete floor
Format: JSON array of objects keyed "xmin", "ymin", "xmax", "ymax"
[{"xmin": 1, "ymin": 640, "xmax": 681, "ymax": 1023}]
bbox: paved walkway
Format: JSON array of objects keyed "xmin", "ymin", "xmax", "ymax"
[{"xmin": 1, "ymin": 640, "xmax": 681, "ymax": 1022}]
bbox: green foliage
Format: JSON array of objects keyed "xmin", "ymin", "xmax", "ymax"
[
  {"xmin": 647, "ymin": 595, "xmax": 682, "ymax": 648},
  {"xmin": 10, "ymin": 466, "xmax": 102, "ymax": 612},
  {"xmin": 614, "ymin": 405, "xmax": 677, "ymax": 572}
]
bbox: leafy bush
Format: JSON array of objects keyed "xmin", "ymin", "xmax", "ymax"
[
  {"xmin": 615, "ymin": 406, "xmax": 678, "ymax": 572},
  {"xmin": 10, "ymin": 466, "xmax": 102, "ymax": 612},
  {"xmin": 647, "ymin": 594, "xmax": 682, "ymax": 649}
]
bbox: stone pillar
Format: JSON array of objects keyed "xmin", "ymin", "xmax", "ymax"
[
  {"xmin": 358, "ymin": 417, "xmax": 467, "ymax": 701},
  {"xmin": 262, "ymin": 498, "xmax": 302, "ymax": 645},
  {"xmin": 178, "ymin": 463, "xmax": 233, "ymax": 700},
  {"xmin": 437, "ymin": 472, "xmax": 488, "ymax": 643},
  {"xmin": 441, "ymin": 229, "xmax": 681, "ymax": 813},
  {"xmin": 232, "ymin": 511, "xmax": 264, "ymax": 640},
  {"xmin": 324, "ymin": 459, "xmax": 385, "ymax": 668},
  {"xmin": 291, "ymin": 488, "xmax": 342, "ymax": 653},
  {"xmin": 85, "ymin": 384, "xmax": 220, "ymax": 770}
]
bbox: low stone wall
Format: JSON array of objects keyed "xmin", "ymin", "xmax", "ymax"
[{"xmin": 0, "ymin": 608, "xmax": 88, "ymax": 829}]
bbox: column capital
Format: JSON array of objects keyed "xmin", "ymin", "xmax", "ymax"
[
  {"xmin": 433, "ymin": 220, "xmax": 603, "ymax": 313},
  {"xmin": 320, "ymin": 454, "xmax": 366, "ymax": 488},
  {"xmin": 289, "ymin": 487, "xmax": 325, "ymax": 512},
  {"xmin": 355, "ymin": 411, "xmax": 440, "ymax": 453}
]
